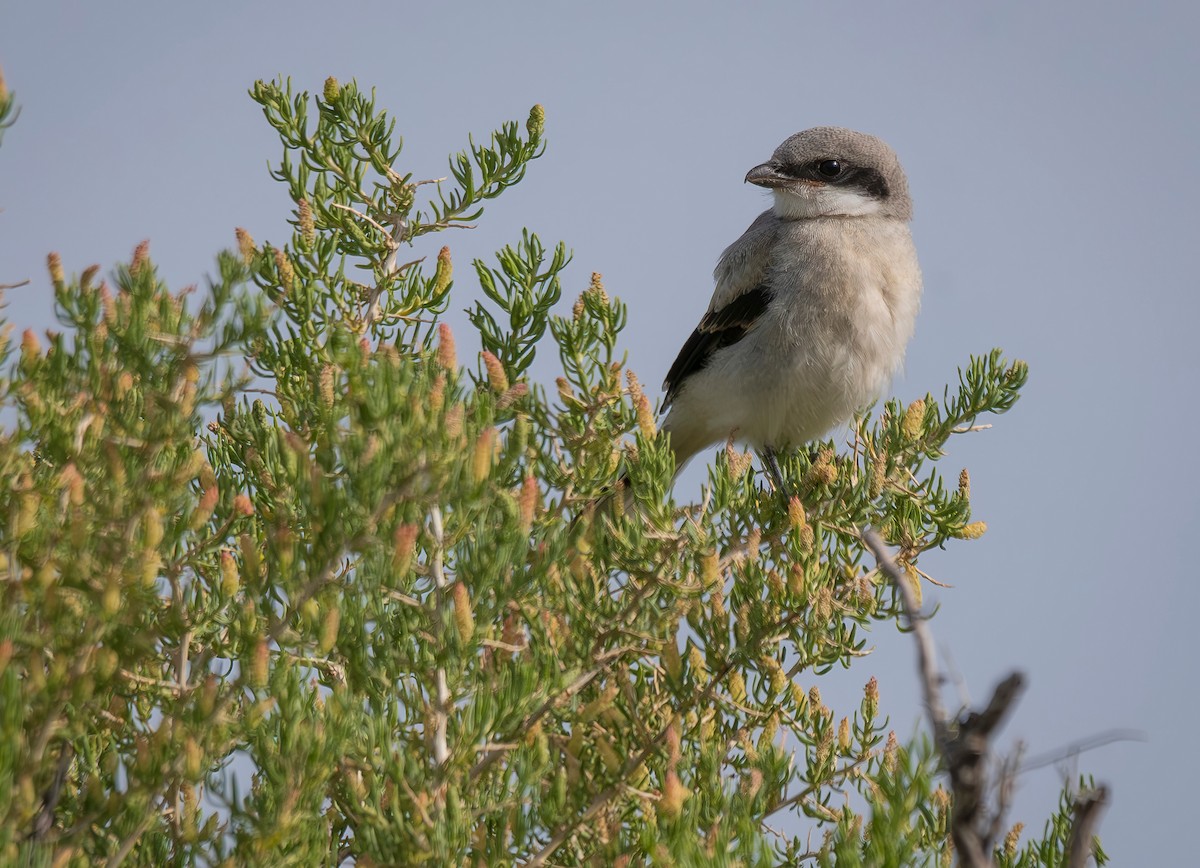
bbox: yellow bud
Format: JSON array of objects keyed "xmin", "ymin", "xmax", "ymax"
[
  {"xmin": 137, "ymin": 548, "xmax": 160, "ymax": 587},
  {"xmin": 129, "ymin": 241, "xmax": 148, "ymax": 274},
  {"xmin": 787, "ymin": 496, "xmax": 807, "ymax": 530},
  {"xmin": 662, "ymin": 634, "xmax": 682, "ymax": 680},
  {"xmin": 700, "ymin": 551, "xmax": 720, "ymax": 590},
  {"xmin": 902, "ymin": 398, "xmax": 926, "ymax": 441},
  {"xmin": 272, "ymin": 247, "xmax": 294, "ymax": 292},
  {"xmin": 102, "ymin": 574, "xmax": 121, "ymax": 616},
  {"xmin": 883, "ymin": 730, "xmax": 899, "ymax": 772},
  {"xmin": 687, "ymin": 645, "xmax": 708, "ymax": 685},
  {"xmin": 47, "ymin": 252, "xmax": 64, "ymax": 286},
  {"xmin": 235, "ymin": 228, "xmax": 256, "ymax": 264},
  {"xmin": 189, "ymin": 486, "xmax": 219, "ymax": 531},
  {"xmin": 452, "ymin": 582, "xmax": 474, "ymax": 642},
  {"xmin": 1005, "ymin": 822, "xmax": 1025, "ymax": 859},
  {"xmin": 20, "ymin": 328, "xmax": 40, "ymax": 361},
  {"xmin": 444, "ymin": 404, "xmax": 464, "ymax": 440},
  {"xmin": 141, "ymin": 507, "xmax": 165, "ymax": 549},
  {"xmin": 659, "ymin": 771, "xmax": 689, "ymax": 819},
  {"xmin": 393, "ymin": 524, "xmax": 419, "ymax": 573},
  {"xmin": 323, "ymin": 76, "xmax": 340, "ymax": 102},
  {"xmin": 958, "ymin": 467, "xmax": 971, "ymax": 500},
  {"xmin": 526, "ymin": 103, "xmax": 545, "ymax": 140},
  {"xmin": 870, "ymin": 449, "xmax": 888, "ymax": 498},
  {"xmin": 804, "ymin": 449, "xmax": 838, "ymax": 487},
  {"xmin": 239, "ymin": 534, "xmax": 259, "ymax": 584},
  {"xmin": 808, "ymin": 685, "xmax": 822, "ymax": 711},
  {"xmin": 184, "ymin": 737, "xmax": 203, "ymax": 780},
  {"xmin": 219, "ymin": 551, "xmax": 240, "ymax": 597},
  {"xmin": 709, "ymin": 585, "xmax": 725, "ymax": 619},
  {"xmin": 864, "ymin": 676, "xmax": 879, "ymax": 719},
  {"xmin": 587, "ymin": 272, "xmax": 608, "ymax": 305},
  {"xmin": 838, "ymin": 717, "xmax": 851, "ymax": 752},
  {"xmin": 428, "ymin": 372, "xmax": 445, "ymax": 416},
  {"xmin": 95, "ymin": 647, "xmax": 118, "ymax": 681},
  {"xmin": 471, "ymin": 427, "xmax": 497, "ymax": 483},
  {"xmin": 436, "ymin": 322, "xmax": 457, "ymax": 370},
  {"xmin": 957, "ymin": 521, "xmax": 987, "ymax": 540},
  {"xmin": 555, "ymin": 377, "xmax": 574, "ymax": 405},
  {"xmin": 433, "ymin": 246, "xmax": 453, "ymax": 297},
  {"xmin": 729, "ymin": 671, "xmax": 746, "ymax": 704},
  {"xmin": 481, "ymin": 350, "xmax": 509, "ymax": 392},
  {"xmin": 249, "ymin": 639, "xmax": 269, "ymax": 688},
  {"xmin": 319, "ymin": 364, "xmax": 336, "ymax": 408},
  {"xmin": 518, "ymin": 475, "xmax": 538, "ymax": 533},
  {"xmin": 58, "ymin": 463, "xmax": 85, "ymax": 507},
  {"xmin": 319, "ymin": 606, "xmax": 341, "ymax": 653},
  {"xmin": 297, "ymin": 198, "xmax": 315, "ymax": 245},
  {"xmin": 725, "ymin": 441, "xmax": 753, "ymax": 480}
]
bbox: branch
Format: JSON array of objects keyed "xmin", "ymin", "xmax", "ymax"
[
  {"xmin": 864, "ymin": 527, "xmax": 1114, "ymax": 866},
  {"xmin": 429, "ymin": 505, "xmax": 450, "ymax": 768},
  {"xmin": 864, "ymin": 527, "xmax": 1023, "ymax": 867},
  {"xmin": 1065, "ymin": 785, "xmax": 1109, "ymax": 868}
]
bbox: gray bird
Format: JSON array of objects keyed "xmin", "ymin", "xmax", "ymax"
[{"xmin": 658, "ymin": 127, "xmax": 922, "ymax": 490}]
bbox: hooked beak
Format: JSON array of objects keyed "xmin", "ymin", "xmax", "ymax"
[{"xmin": 745, "ymin": 162, "xmax": 793, "ymax": 189}]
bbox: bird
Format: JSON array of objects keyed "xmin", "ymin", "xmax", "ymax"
[{"xmin": 657, "ymin": 126, "xmax": 922, "ymax": 491}]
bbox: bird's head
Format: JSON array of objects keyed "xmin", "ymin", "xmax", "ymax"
[{"xmin": 745, "ymin": 127, "xmax": 912, "ymax": 221}]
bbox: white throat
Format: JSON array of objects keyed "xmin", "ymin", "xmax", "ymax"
[{"xmin": 772, "ymin": 186, "xmax": 883, "ymax": 219}]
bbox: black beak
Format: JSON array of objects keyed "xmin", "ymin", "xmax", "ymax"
[{"xmin": 744, "ymin": 162, "xmax": 792, "ymax": 188}]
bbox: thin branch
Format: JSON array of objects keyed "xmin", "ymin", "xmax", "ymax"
[
  {"xmin": 29, "ymin": 743, "xmax": 74, "ymax": 841},
  {"xmin": 863, "ymin": 526, "xmax": 1025, "ymax": 867},
  {"xmin": 1065, "ymin": 785, "xmax": 1108, "ymax": 868},
  {"xmin": 1020, "ymin": 729, "xmax": 1146, "ymax": 773},
  {"xmin": 862, "ymin": 528, "xmax": 948, "ymax": 741},
  {"xmin": 429, "ymin": 505, "xmax": 450, "ymax": 768}
]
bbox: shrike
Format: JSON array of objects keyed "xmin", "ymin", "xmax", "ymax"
[{"xmin": 659, "ymin": 127, "xmax": 921, "ymax": 489}]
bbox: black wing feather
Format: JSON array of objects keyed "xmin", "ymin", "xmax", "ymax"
[{"xmin": 662, "ymin": 285, "xmax": 773, "ymax": 407}]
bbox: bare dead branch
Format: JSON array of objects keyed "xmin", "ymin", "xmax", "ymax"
[
  {"xmin": 429, "ymin": 505, "xmax": 451, "ymax": 768},
  {"xmin": 1065, "ymin": 785, "xmax": 1109, "ymax": 868}
]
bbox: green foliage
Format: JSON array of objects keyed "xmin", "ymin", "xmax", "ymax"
[{"xmin": 0, "ymin": 76, "xmax": 1101, "ymax": 867}]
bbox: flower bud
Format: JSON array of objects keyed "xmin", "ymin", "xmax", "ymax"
[
  {"xmin": 319, "ymin": 606, "xmax": 341, "ymax": 653},
  {"xmin": 47, "ymin": 252, "xmax": 64, "ymax": 286},
  {"xmin": 471, "ymin": 427, "xmax": 497, "ymax": 483},
  {"xmin": 436, "ymin": 322, "xmax": 457, "ymax": 370},
  {"xmin": 297, "ymin": 199, "xmax": 315, "ymax": 245},
  {"xmin": 433, "ymin": 246, "xmax": 452, "ymax": 297},
  {"xmin": 957, "ymin": 521, "xmax": 987, "ymax": 540},
  {"xmin": 452, "ymin": 582, "xmax": 474, "ymax": 642},
  {"xmin": 902, "ymin": 398, "xmax": 926, "ymax": 441},
  {"xmin": 481, "ymin": 350, "xmax": 509, "ymax": 392},
  {"xmin": 235, "ymin": 228, "xmax": 256, "ymax": 264},
  {"xmin": 526, "ymin": 104, "xmax": 545, "ymax": 140}
]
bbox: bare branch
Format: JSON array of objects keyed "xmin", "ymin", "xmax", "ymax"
[
  {"xmin": 862, "ymin": 528, "xmax": 948, "ymax": 742},
  {"xmin": 1065, "ymin": 785, "xmax": 1108, "ymax": 868},
  {"xmin": 429, "ymin": 505, "xmax": 450, "ymax": 768}
]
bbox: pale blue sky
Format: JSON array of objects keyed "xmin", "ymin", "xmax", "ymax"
[{"xmin": 4, "ymin": 2, "xmax": 1197, "ymax": 861}]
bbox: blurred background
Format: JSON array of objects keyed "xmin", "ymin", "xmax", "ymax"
[{"xmin": 3, "ymin": 2, "xmax": 1197, "ymax": 860}]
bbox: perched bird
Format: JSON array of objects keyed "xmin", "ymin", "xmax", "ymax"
[{"xmin": 658, "ymin": 126, "xmax": 922, "ymax": 489}]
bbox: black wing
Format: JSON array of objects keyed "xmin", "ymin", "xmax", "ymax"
[{"xmin": 662, "ymin": 285, "xmax": 773, "ymax": 408}]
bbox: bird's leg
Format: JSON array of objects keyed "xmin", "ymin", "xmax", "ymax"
[{"xmin": 759, "ymin": 446, "xmax": 790, "ymax": 497}]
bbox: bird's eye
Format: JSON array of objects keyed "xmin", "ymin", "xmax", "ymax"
[{"xmin": 816, "ymin": 159, "xmax": 843, "ymax": 178}]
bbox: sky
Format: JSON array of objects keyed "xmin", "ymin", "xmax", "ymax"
[{"xmin": 3, "ymin": 1, "xmax": 1198, "ymax": 861}]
